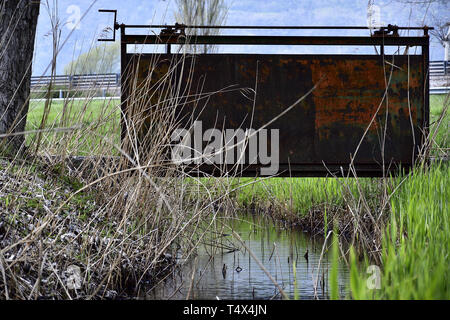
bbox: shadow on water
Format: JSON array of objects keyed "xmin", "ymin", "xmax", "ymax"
[{"xmin": 146, "ymin": 214, "xmax": 350, "ymax": 300}]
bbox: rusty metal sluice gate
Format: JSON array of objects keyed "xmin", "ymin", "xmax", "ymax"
[{"xmin": 99, "ymin": 9, "xmax": 431, "ymax": 177}]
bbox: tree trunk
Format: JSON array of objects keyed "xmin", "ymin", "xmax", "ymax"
[{"xmin": 0, "ymin": 0, "xmax": 40, "ymax": 151}]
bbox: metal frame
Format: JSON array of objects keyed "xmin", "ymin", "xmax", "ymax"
[{"xmin": 99, "ymin": 9, "xmax": 432, "ymax": 177}]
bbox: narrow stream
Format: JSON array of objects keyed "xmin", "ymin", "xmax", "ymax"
[{"xmin": 148, "ymin": 215, "xmax": 350, "ymax": 300}]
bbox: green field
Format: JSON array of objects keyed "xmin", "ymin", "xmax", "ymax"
[
  {"xmin": 27, "ymin": 98, "xmax": 120, "ymax": 127},
  {"xmin": 26, "ymin": 98, "xmax": 120, "ymax": 155}
]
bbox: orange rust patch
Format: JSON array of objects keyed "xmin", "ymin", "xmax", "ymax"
[{"xmin": 310, "ymin": 58, "xmax": 422, "ymax": 139}]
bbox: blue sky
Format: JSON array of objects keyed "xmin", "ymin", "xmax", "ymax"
[{"xmin": 33, "ymin": 0, "xmax": 449, "ymax": 75}]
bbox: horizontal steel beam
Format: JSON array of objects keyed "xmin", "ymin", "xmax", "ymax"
[
  {"xmin": 170, "ymin": 164, "xmax": 414, "ymax": 178},
  {"xmin": 120, "ymin": 24, "xmax": 432, "ymax": 30},
  {"xmin": 122, "ymin": 35, "xmax": 429, "ymax": 46}
]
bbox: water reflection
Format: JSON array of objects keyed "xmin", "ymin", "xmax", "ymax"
[{"xmin": 147, "ymin": 216, "xmax": 349, "ymax": 300}]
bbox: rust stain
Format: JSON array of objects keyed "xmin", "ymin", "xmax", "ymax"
[{"xmin": 310, "ymin": 57, "xmax": 423, "ymax": 139}]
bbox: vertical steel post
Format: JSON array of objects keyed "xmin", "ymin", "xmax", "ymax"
[
  {"xmin": 120, "ymin": 24, "xmax": 127, "ymax": 144},
  {"xmin": 422, "ymin": 28, "xmax": 430, "ymax": 161}
]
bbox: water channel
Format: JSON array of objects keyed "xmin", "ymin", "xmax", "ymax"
[{"xmin": 148, "ymin": 215, "xmax": 350, "ymax": 300}]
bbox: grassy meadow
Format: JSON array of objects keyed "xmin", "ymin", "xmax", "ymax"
[
  {"xmin": 26, "ymin": 98, "xmax": 120, "ymax": 155},
  {"xmin": 347, "ymin": 162, "xmax": 449, "ymax": 299}
]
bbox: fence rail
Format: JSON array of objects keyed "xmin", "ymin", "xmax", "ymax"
[
  {"xmin": 430, "ymin": 61, "xmax": 450, "ymax": 77},
  {"xmin": 31, "ymin": 73, "xmax": 120, "ymax": 89},
  {"xmin": 30, "ymin": 62, "xmax": 449, "ymax": 95}
]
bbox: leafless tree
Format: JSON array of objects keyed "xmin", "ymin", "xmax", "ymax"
[
  {"xmin": 390, "ymin": 0, "xmax": 449, "ymax": 46},
  {"xmin": 175, "ymin": 0, "xmax": 228, "ymax": 53},
  {"xmin": 428, "ymin": 11, "xmax": 450, "ymax": 46}
]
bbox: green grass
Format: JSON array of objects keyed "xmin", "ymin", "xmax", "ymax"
[
  {"xmin": 26, "ymin": 98, "xmax": 120, "ymax": 155},
  {"xmin": 236, "ymin": 176, "xmax": 379, "ymax": 214},
  {"xmin": 430, "ymin": 94, "xmax": 449, "ymax": 152},
  {"xmin": 347, "ymin": 163, "xmax": 449, "ymax": 299},
  {"xmin": 27, "ymin": 98, "xmax": 120, "ymax": 127}
]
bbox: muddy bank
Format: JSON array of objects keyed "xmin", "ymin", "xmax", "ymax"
[
  {"xmin": 240, "ymin": 200, "xmax": 386, "ymax": 260},
  {"xmin": 0, "ymin": 159, "xmax": 178, "ymax": 299}
]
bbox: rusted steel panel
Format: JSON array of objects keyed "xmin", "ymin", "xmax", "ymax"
[{"xmin": 125, "ymin": 53, "xmax": 424, "ymax": 177}]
